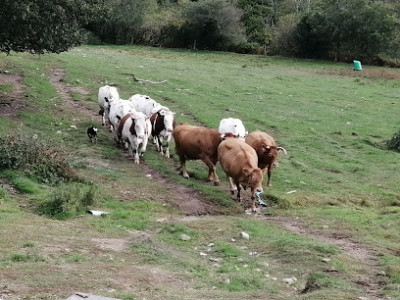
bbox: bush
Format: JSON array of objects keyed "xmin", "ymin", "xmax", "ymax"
[
  {"xmin": 0, "ymin": 135, "xmax": 76, "ymax": 183},
  {"xmin": 387, "ymin": 129, "xmax": 400, "ymax": 152},
  {"xmin": 37, "ymin": 183, "xmax": 97, "ymax": 218}
]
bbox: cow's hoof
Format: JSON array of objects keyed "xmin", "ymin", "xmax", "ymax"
[{"xmin": 214, "ymin": 181, "xmax": 220, "ymax": 186}]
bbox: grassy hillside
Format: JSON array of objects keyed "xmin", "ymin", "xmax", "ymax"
[{"xmin": 0, "ymin": 46, "xmax": 399, "ymax": 300}]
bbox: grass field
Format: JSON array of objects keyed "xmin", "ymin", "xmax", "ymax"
[{"xmin": 0, "ymin": 45, "xmax": 399, "ymax": 300}]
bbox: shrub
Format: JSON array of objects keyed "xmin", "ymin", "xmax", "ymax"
[
  {"xmin": 36, "ymin": 183, "xmax": 97, "ymax": 218},
  {"xmin": 0, "ymin": 135, "xmax": 76, "ymax": 183},
  {"xmin": 387, "ymin": 129, "xmax": 400, "ymax": 152}
]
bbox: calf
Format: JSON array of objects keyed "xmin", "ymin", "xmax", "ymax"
[
  {"xmin": 117, "ymin": 112, "xmax": 148, "ymax": 164},
  {"xmin": 172, "ymin": 123, "xmax": 234, "ymax": 185},
  {"xmin": 149, "ymin": 108, "xmax": 175, "ymax": 158},
  {"xmin": 218, "ymin": 138, "xmax": 264, "ymax": 212},
  {"xmin": 98, "ymin": 85, "xmax": 119, "ymax": 127},
  {"xmin": 245, "ymin": 131, "xmax": 287, "ymax": 186},
  {"xmin": 87, "ymin": 126, "xmax": 98, "ymax": 143}
]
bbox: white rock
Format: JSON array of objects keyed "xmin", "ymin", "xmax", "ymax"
[
  {"xmin": 240, "ymin": 232, "xmax": 250, "ymax": 240},
  {"xmin": 199, "ymin": 252, "xmax": 208, "ymax": 256},
  {"xmin": 179, "ymin": 234, "xmax": 191, "ymax": 241},
  {"xmin": 322, "ymin": 258, "xmax": 331, "ymax": 263},
  {"xmin": 283, "ymin": 277, "xmax": 298, "ymax": 285}
]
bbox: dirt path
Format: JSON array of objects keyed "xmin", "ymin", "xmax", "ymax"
[
  {"xmin": 49, "ymin": 69, "xmax": 221, "ymax": 216},
  {"xmin": 0, "ymin": 73, "xmax": 27, "ymax": 119},
  {"xmin": 0, "ymin": 69, "xmax": 387, "ymax": 299},
  {"xmin": 263, "ymin": 216, "xmax": 385, "ymax": 299}
]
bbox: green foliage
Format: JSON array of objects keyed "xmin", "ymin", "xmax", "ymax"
[
  {"xmin": 302, "ymin": 273, "xmax": 336, "ymax": 293},
  {"xmin": 387, "ymin": 129, "xmax": 400, "ymax": 152},
  {"xmin": 86, "ymin": 0, "xmax": 146, "ymax": 45},
  {"xmin": 0, "ymin": 170, "xmax": 42, "ymax": 194},
  {"xmin": 36, "ymin": 183, "xmax": 97, "ymax": 218},
  {"xmin": 214, "ymin": 242, "xmax": 241, "ymax": 258},
  {"xmin": 0, "ymin": 0, "xmax": 106, "ymax": 54},
  {"xmin": 0, "ymin": 135, "xmax": 76, "ymax": 183},
  {"xmin": 294, "ymin": 0, "xmax": 400, "ymax": 62},
  {"xmin": 164, "ymin": 0, "xmax": 245, "ymax": 50},
  {"xmin": 8, "ymin": 253, "xmax": 45, "ymax": 263}
]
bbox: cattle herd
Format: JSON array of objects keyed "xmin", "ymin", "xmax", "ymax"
[{"xmin": 95, "ymin": 85, "xmax": 287, "ymax": 212}]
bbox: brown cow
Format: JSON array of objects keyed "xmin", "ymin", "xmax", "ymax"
[
  {"xmin": 218, "ymin": 138, "xmax": 264, "ymax": 211},
  {"xmin": 245, "ymin": 131, "xmax": 287, "ymax": 186},
  {"xmin": 173, "ymin": 123, "xmax": 234, "ymax": 185}
]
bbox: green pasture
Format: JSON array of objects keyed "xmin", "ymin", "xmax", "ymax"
[{"xmin": 0, "ymin": 45, "xmax": 399, "ymax": 299}]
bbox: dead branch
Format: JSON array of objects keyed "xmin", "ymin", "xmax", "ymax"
[{"xmin": 133, "ymin": 74, "xmax": 167, "ymax": 85}]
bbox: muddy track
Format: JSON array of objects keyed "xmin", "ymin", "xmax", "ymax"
[
  {"xmin": 49, "ymin": 69, "xmax": 387, "ymax": 299},
  {"xmin": 0, "ymin": 69, "xmax": 387, "ymax": 299},
  {"xmin": 49, "ymin": 69, "xmax": 221, "ymax": 216}
]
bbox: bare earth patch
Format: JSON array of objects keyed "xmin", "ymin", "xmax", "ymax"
[{"xmin": 0, "ymin": 73, "xmax": 27, "ymax": 118}]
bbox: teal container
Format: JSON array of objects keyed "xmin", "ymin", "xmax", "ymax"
[{"xmin": 353, "ymin": 60, "xmax": 362, "ymax": 71}]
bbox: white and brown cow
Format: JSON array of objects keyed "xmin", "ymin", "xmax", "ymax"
[
  {"xmin": 108, "ymin": 99, "xmax": 136, "ymax": 134},
  {"xmin": 117, "ymin": 112, "xmax": 148, "ymax": 164},
  {"xmin": 172, "ymin": 123, "xmax": 235, "ymax": 185},
  {"xmin": 149, "ymin": 108, "xmax": 175, "ymax": 158},
  {"xmin": 245, "ymin": 131, "xmax": 287, "ymax": 186},
  {"xmin": 218, "ymin": 138, "xmax": 264, "ymax": 212}
]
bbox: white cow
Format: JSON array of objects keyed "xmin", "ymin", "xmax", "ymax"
[
  {"xmin": 108, "ymin": 99, "xmax": 136, "ymax": 134},
  {"xmin": 98, "ymin": 85, "xmax": 120, "ymax": 127},
  {"xmin": 117, "ymin": 112, "xmax": 149, "ymax": 164},
  {"xmin": 129, "ymin": 94, "xmax": 163, "ymax": 117},
  {"xmin": 218, "ymin": 118, "xmax": 247, "ymax": 140}
]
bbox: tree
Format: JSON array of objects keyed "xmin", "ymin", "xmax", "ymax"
[
  {"xmin": 170, "ymin": 0, "xmax": 245, "ymax": 50},
  {"xmin": 0, "ymin": 0, "xmax": 105, "ymax": 54},
  {"xmin": 294, "ymin": 0, "xmax": 400, "ymax": 62}
]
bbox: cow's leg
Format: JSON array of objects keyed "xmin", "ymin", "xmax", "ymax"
[
  {"xmin": 164, "ymin": 144, "xmax": 170, "ymax": 158},
  {"xmin": 236, "ymin": 184, "xmax": 242, "ymax": 203},
  {"xmin": 250, "ymin": 190, "xmax": 257, "ymax": 212},
  {"xmin": 228, "ymin": 177, "xmax": 237, "ymax": 195},
  {"xmin": 140, "ymin": 136, "xmax": 149, "ymax": 155},
  {"xmin": 156, "ymin": 136, "xmax": 162, "ymax": 153},
  {"xmin": 133, "ymin": 147, "xmax": 140, "ymax": 164},
  {"xmin": 202, "ymin": 157, "xmax": 219, "ymax": 185},
  {"xmin": 179, "ymin": 156, "xmax": 189, "ymax": 178},
  {"xmin": 266, "ymin": 167, "xmax": 272, "ymax": 186}
]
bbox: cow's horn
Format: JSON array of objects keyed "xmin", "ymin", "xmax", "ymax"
[{"xmin": 278, "ymin": 147, "xmax": 287, "ymax": 155}]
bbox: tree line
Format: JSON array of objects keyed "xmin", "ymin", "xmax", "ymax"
[{"xmin": 1, "ymin": 0, "xmax": 400, "ymax": 65}]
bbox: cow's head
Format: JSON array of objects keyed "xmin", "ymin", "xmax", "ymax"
[
  {"xmin": 261, "ymin": 145, "xmax": 287, "ymax": 167},
  {"xmin": 244, "ymin": 168, "xmax": 264, "ymax": 193}
]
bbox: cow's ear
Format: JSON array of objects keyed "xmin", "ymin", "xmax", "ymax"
[
  {"xmin": 243, "ymin": 168, "xmax": 250, "ymax": 176},
  {"xmin": 263, "ymin": 144, "xmax": 270, "ymax": 152}
]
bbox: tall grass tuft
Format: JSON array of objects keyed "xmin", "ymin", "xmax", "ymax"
[
  {"xmin": 387, "ymin": 129, "xmax": 400, "ymax": 152},
  {"xmin": 36, "ymin": 183, "xmax": 97, "ymax": 219}
]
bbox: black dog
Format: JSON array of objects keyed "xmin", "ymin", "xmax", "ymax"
[{"xmin": 87, "ymin": 126, "xmax": 98, "ymax": 143}]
